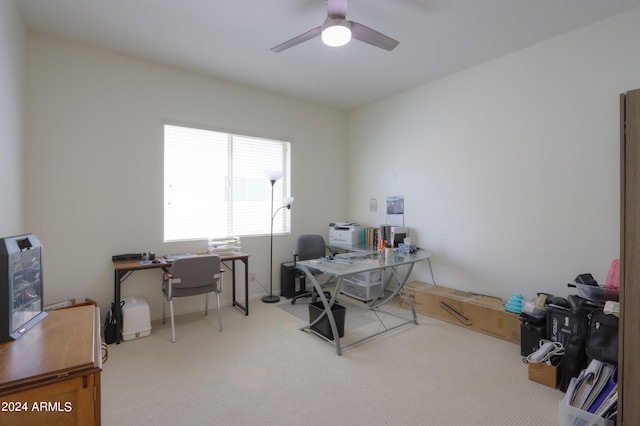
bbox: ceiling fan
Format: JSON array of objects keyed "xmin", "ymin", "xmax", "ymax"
[{"xmin": 271, "ymin": 0, "xmax": 399, "ymax": 53}]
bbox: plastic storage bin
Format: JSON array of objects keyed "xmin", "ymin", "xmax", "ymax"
[
  {"xmin": 522, "ymin": 300, "xmax": 547, "ymax": 320},
  {"xmin": 559, "ymin": 378, "xmax": 614, "ymax": 426},
  {"xmin": 572, "ymin": 283, "xmax": 619, "ymax": 302},
  {"xmin": 121, "ymin": 296, "xmax": 151, "ymax": 341},
  {"xmin": 346, "ymin": 270, "xmax": 382, "ymax": 285},
  {"xmin": 341, "ymin": 278, "xmax": 383, "ymax": 302}
]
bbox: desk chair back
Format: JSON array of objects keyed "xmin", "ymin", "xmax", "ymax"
[
  {"xmin": 169, "ymin": 255, "xmax": 222, "ymax": 296},
  {"xmin": 294, "ymin": 234, "xmax": 327, "ymax": 262},
  {"xmin": 291, "ymin": 234, "xmax": 331, "ymax": 304},
  {"xmin": 162, "ymin": 255, "xmax": 223, "ymax": 342}
]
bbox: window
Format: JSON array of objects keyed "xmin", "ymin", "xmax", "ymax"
[{"xmin": 164, "ymin": 124, "xmax": 291, "ymax": 242}]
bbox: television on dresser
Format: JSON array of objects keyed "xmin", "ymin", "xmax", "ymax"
[{"xmin": 0, "ymin": 233, "xmax": 47, "ymax": 341}]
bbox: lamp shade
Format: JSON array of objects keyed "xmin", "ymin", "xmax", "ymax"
[
  {"xmin": 284, "ymin": 196, "xmax": 294, "ymax": 206},
  {"xmin": 321, "ymin": 19, "xmax": 352, "ymax": 47},
  {"xmin": 264, "ymin": 170, "xmax": 283, "ymax": 181}
]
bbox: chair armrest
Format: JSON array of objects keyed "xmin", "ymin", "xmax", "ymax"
[
  {"xmin": 162, "ymin": 267, "xmax": 173, "ymax": 279},
  {"xmin": 217, "ymin": 269, "xmax": 224, "ymax": 292}
]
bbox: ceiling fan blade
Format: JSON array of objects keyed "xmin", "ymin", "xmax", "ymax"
[
  {"xmin": 350, "ymin": 21, "xmax": 399, "ymax": 51},
  {"xmin": 271, "ymin": 26, "xmax": 322, "ymax": 52},
  {"xmin": 326, "ymin": 0, "xmax": 348, "ymax": 18}
]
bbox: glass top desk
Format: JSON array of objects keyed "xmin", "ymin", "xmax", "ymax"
[{"xmin": 296, "ymin": 249, "xmax": 431, "ymax": 355}]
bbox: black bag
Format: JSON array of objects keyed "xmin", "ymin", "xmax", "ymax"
[
  {"xmin": 561, "ymin": 336, "xmax": 587, "ymax": 392},
  {"xmin": 586, "ymin": 309, "xmax": 618, "ymax": 365},
  {"xmin": 104, "ymin": 300, "xmax": 124, "ymax": 344}
]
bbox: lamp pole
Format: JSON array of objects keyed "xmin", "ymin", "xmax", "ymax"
[
  {"xmin": 263, "ymin": 177, "xmax": 280, "ymax": 303},
  {"xmin": 262, "ymin": 171, "xmax": 293, "ymax": 304}
]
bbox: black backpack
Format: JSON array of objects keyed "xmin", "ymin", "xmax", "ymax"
[{"xmin": 104, "ymin": 300, "xmax": 124, "ymax": 344}]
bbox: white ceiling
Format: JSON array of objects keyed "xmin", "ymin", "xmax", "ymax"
[{"xmin": 16, "ymin": 0, "xmax": 640, "ymax": 111}]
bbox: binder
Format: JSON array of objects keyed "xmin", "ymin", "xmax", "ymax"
[{"xmin": 587, "ymin": 368, "xmax": 617, "ymax": 414}]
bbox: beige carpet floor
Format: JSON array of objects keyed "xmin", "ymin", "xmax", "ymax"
[{"xmin": 101, "ymin": 293, "xmax": 564, "ymax": 425}]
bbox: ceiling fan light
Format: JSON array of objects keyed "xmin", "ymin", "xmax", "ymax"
[{"xmin": 322, "ymin": 20, "xmax": 352, "ymax": 47}]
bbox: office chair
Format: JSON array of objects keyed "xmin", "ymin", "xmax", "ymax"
[
  {"xmin": 290, "ymin": 234, "xmax": 333, "ymax": 305},
  {"xmin": 162, "ymin": 255, "xmax": 223, "ymax": 343}
]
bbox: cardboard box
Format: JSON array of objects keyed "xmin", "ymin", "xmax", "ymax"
[
  {"xmin": 528, "ymin": 360, "xmax": 560, "ymax": 388},
  {"xmin": 399, "ymin": 282, "xmax": 520, "ymax": 344}
]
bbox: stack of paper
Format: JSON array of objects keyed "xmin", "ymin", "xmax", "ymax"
[{"xmin": 207, "ymin": 237, "xmax": 241, "ymax": 254}]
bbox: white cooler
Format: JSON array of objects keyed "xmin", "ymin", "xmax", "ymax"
[{"xmin": 121, "ymin": 296, "xmax": 151, "ymax": 341}]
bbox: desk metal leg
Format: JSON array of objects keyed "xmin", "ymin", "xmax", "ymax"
[
  {"xmin": 113, "ymin": 270, "xmax": 128, "ymax": 345},
  {"xmin": 243, "ymin": 257, "xmax": 249, "ymax": 315},
  {"xmin": 230, "ymin": 259, "xmax": 237, "ymax": 310},
  {"xmin": 298, "ymin": 265, "xmax": 343, "ymax": 355},
  {"xmin": 395, "ymin": 264, "xmax": 418, "ymax": 324},
  {"xmin": 226, "ymin": 258, "xmax": 250, "ymax": 315},
  {"xmin": 297, "ymin": 262, "xmax": 420, "ymax": 356},
  {"xmin": 113, "ymin": 269, "xmax": 137, "ymax": 344},
  {"xmin": 370, "ymin": 263, "xmax": 418, "ymax": 324},
  {"xmin": 114, "ymin": 271, "xmax": 119, "ymax": 344}
]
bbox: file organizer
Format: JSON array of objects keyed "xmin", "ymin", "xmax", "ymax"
[{"xmin": 559, "ymin": 378, "xmax": 614, "ymax": 426}]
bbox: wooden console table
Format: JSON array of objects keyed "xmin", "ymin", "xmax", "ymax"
[{"xmin": 0, "ymin": 305, "xmax": 102, "ymax": 425}]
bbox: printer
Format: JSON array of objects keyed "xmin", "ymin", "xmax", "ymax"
[{"xmin": 329, "ymin": 222, "xmax": 361, "ymax": 245}]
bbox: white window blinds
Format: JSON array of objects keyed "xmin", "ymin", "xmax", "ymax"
[{"xmin": 164, "ymin": 124, "xmax": 291, "ymax": 242}]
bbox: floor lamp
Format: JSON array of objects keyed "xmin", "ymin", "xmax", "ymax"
[{"xmin": 263, "ymin": 170, "xmax": 294, "ymax": 303}]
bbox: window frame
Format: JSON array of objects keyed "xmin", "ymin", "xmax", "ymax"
[{"xmin": 163, "ymin": 122, "xmax": 292, "ymax": 242}]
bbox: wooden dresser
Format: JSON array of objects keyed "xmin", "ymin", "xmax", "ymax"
[{"xmin": 0, "ymin": 305, "xmax": 102, "ymax": 425}]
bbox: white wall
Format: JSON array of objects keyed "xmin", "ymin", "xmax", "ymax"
[
  {"xmin": 20, "ymin": 7, "xmax": 640, "ymax": 322},
  {"xmin": 348, "ymin": 8, "xmax": 640, "ymax": 301},
  {"xmin": 24, "ymin": 34, "xmax": 348, "ymax": 321},
  {"xmin": 0, "ymin": 1, "xmax": 25, "ymax": 236}
]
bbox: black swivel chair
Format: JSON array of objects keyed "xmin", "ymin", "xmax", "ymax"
[{"xmin": 290, "ymin": 234, "xmax": 334, "ymax": 305}]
